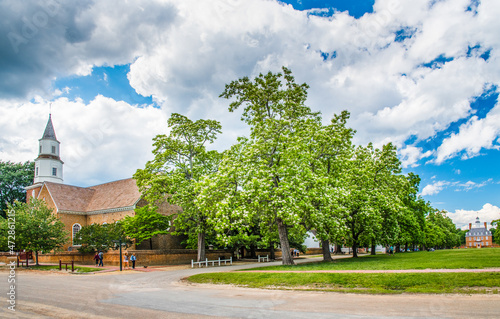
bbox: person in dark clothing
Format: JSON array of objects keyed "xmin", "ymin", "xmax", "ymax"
[
  {"xmin": 130, "ymin": 253, "xmax": 136, "ymax": 269},
  {"xmin": 93, "ymin": 252, "xmax": 100, "ymax": 266}
]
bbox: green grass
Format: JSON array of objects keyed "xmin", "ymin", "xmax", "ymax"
[
  {"xmin": 188, "ymin": 272, "xmax": 500, "ymax": 294},
  {"xmin": 249, "ymin": 248, "xmax": 500, "ymax": 271},
  {"xmin": 187, "ymin": 248, "xmax": 500, "ymax": 294},
  {"xmin": 19, "ymin": 265, "xmax": 103, "ymax": 273}
]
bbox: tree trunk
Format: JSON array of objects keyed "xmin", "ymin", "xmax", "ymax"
[
  {"xmin": 250, "ymin": 244, "xmax": 256, "ymax": 259},
  {"xmin": 35, "ymin": 251, "xmax": 39, "ymax": 266},
  {"xmin": 277, "ymin": 218, "xmax": 294, "ymax": 265},
  {"xmin": 149, "ymin": 237, "xmax": 153, "ymax": 250},
  {"xmin": 370, "ymin": 242, "xmax": 376, "ymax": 255},
  {"xmin": 334, "ymin": 241, "xmax": 342, "ymax": 254},
  {"xmin": 321, "ymin": 239, "xmax": 333, "ymax": 261},
  {"xmin": 352, "ymin": 241, "xmax": 358, "ymax": 258},
  {"xmin": 269, "ymin": 241, "xmax": 275, "ymax": 260},
  {"xmin": 197, "ymin": 232, "xmax": 206, "ymax": 262}
]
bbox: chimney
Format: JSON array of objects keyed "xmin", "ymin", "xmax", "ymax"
[
  {"xmin": 469, "ymin": 223, "xmax": 472, "ymax": 230},
  {"xmin": 485, "ymin": 222, "xmax": 487, "ymax": 229}
]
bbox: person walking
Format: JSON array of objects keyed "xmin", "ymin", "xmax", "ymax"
[
  {"xmin": 123, "ymin": 252, "xmax": 129, "ymax": 269},
  {"xmin": 93, "ymin": 252, "xmax": 100, "ymax": 267},
  {"xmin": 130, "ymin": 253, "xmax": 136, "ymax": 269},
  {"xmin": 98, "ymin": 251, "xmax": 104, "ymax": 267}
]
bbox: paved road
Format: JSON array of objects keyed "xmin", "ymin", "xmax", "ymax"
[{"xmin": 1, "ymin": 258, "xmax": 499, "ymax": 319}]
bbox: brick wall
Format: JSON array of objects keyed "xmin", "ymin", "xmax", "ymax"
[{"xmin": 37, "ymin": 250, "xmax": 234, "ymax": 266}]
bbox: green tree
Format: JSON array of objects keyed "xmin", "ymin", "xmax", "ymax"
[
  {"xmin": 0, "ymin": 161, "xmax": 34, "ymax": 218},
  {"xmin": 10, "ymin": 198, "xmax": 67, "ymax": 265},
  {"xmin": 134, "ymin": 113, "xmax": 222, "ymax": 261},
  {"xmin": 300, "ymin": 111, "xmax": 354, "ymax": 261},
  {"xmin": 122, "ymin": 206, "xmax": 171, "ymax": 250},
  {"xmin": 218, "ymin": 67, "xmax": 321, "ymax": 265},
  {"xmin": 73, "ymin": 222, "xmax": 129, "ymax": 253},
  {"xmin": 339, "ymin": 143, "xmax": 403, "ymax": 258},
  {"xmin": 0, "ymin": 217, "xmax": 9, "ymax": 251},
  {"xmin": 491, "ymin": 220, "xmax": 500, "ymax": 245}
]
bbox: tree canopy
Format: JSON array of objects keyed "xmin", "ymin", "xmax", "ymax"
[
  {"xmin": 0, "ymin": 161, "xmax": 34, "ymax": 218},
  {"xmin": 7, "ymin": 198, "xmax": 67, "ymax": 265},
  {"xmin": 134, "ymin": 113, "xmax": 222, "ymax": 261},
  {"xmin": 135, "ymin": 66, "xmax": 461, "ymax": 264}
]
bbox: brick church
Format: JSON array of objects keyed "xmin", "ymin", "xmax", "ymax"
[{"xmin": 25, "ymin": 115, "xmax": 181, "ymax": 251}]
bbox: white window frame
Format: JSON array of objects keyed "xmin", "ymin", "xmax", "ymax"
[{"xmin": 72, "ymin": 223, "xmax": 82, "ymax": 246}]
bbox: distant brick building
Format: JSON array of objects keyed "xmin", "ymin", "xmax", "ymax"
[
  {"xmin": 465, "ymin": 217, "xmax": 492, "ymax": 248},
  {"xmin": 25, "ymin": 115, "xmax": 182, "ymax": 251}
]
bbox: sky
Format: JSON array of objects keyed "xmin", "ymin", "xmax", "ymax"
[{"xmin": 0, "ymin": 0, "xmax": 499, "ymax": 229}]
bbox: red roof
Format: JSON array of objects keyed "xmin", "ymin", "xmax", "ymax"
[{"xmin": 43, "ymin": 178, "xmax": 141, "ymax": 213}]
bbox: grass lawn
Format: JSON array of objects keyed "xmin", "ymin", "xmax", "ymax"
[
  {"xmin": 188, "ymin": 271, "xmax": 500, "ymax": 294},
  {"xmin": 187, "ymin": 248, "xmax": 500, "ymax": 294},
  {"xmin": 16, "ymin": 265, "xmax": 103, "ymax": 273},
  {"xmin": 250, "ymin": 248, "xmax": 500, "ymax": 271}
]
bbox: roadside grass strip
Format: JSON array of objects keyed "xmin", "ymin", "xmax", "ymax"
[
  {"xmin": 14, "ymin": 265, "xmax": 103, "ymax": 273},
  {"xmin": 187, "ymin": 272, "xmax": 500, "ymax": 294}
]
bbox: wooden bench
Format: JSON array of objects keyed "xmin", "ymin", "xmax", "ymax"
[
  {"xmin": 191, "ymin": 257, "xmax": 233, "ymax": 268},
  {"xmin": 59, "ymin": 260, "xmax": 75, "ymax": 272},
  {"xmin": 17, "ymin": 255, "xmax": 29, "ymax": 267},
  {"xmin": 258, "ymin": 255, "xmax": 269, "ymax": 262}
]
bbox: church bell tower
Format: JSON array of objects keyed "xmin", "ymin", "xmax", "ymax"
[{"xmin": 33, "ymin": 114, "xmax": 64, "ymax": 184}]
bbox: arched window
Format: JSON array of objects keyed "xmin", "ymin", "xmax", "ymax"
[{"xmin": 72, "ymin": 223, "xmax": 82, "ymax": 246}]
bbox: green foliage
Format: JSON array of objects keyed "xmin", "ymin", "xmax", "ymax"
[
  {"xmin": 424, "ymin": 210, "xmax": 460, "ymax": 249},
  {"xmin": 73, "ymin": 222, "xmax": 129, "ymax": 253},
  {"xmin": 7, "ymin": 198, "xmax": 67, "ymax": 265},
  {"xmin": 492, "ymin": 220, "xmax": 500, "ymax": 245},
  {"xmin": 134, "ymin": 113, "xmax": 222, "ymax": 260},
  {"xmin": 0, "ymin": 161, "xmax": 34, "ymax": 218},
  {"xmin": 215, "ymin": 67, "xmax": 322, "ymax": 264},
  {"xmin": 122, "ymin": 206, "xmax": 171, "ymax": 249},
  {"xmin": 0, "ymin": 217, "xmax": 9, "ymax": 251}
]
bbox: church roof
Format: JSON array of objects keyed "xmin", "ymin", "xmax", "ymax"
[
  {"xmin": 42, "ymin": 178, "xmax": 141, "ymax": 214},
  {"xmin": 41, "ymin": 114, "xmax": 58, "ymax": 141}
]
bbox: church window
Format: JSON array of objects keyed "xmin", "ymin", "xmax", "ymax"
[
  {"xmin": 36, "ymin": 167, "xmax": 38, "ymax": 176},
  {"xmin": 72, "ymin": 223, "xmax": 81, "ymax": 245},
  {"xmin": 52, "ymin": 167, "xmax": 57, "ymax": 176},
  {"xmin": 40, "ymin": 145, "xmax": 42, "ymax": 153},
  {"xmin": 51, "ymin": 146, "xmax": 56, "ymax": 154}
]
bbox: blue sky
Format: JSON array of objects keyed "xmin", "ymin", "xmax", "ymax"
[{"xmin": 1, "ymin": 0, "xmax": 499, "ymax": 228}]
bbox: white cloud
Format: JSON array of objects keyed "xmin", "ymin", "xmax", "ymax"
[
  {"xmin": 456, "ymin": 179, "xmax": 492, "ymax": 191},
  {"xmin": 399, "ymin": 145, "xmax": 432, "ymax": 168},
  {"xmin": 0, "ymin": 96, "xmax": 168, "ymax": 186},
  {"xmin": 421, "ymin": 180, "xmax": 449, "ymax": 196},
  {"xmin": 447, "ymin": 203, "xmax": 500, "ymax": 230},
  {"xmin": 1, "ymin": 0, "xmax": 500, "ymax": 187},
  {"xmin": 435, "ymin": 104, "xmax": 500, "ymax": 164}
]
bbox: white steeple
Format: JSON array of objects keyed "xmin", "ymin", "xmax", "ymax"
[{"xmin": 34, "ymin": 114, "xmax": 64, "ymax": 184}]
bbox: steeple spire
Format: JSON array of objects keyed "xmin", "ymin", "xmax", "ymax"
[
  {"xmin": 42, "ymin": 114, "xmax": 58, "ymax": 141},
  {"xmin": 33, "ymin": 114, "xmax": 64, "ymax": 184}
]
